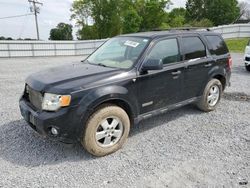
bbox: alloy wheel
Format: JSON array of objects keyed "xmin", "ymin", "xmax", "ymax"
[
  {"xmin": 95, "ymin": 116, "xmax": 124, "ymax": 147},
  {"xmin": 207, "ymin": 85, "xmax": 220, "ymax": 107}
]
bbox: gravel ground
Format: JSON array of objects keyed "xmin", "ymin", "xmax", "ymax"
[{"xmin": 0, "ymin": 54, "xmax": 249, "ymax": 187}]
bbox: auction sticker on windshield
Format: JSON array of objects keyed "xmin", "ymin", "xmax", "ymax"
[{"xmin": 124, "ymin": 40, "xmax": 140, "ymax": 48}]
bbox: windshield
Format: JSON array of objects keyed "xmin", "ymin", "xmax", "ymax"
[{"xmin": 87, "ymin": 37, "xmax": 149, "ymax": 69}]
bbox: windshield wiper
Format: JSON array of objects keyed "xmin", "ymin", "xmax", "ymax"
[
  {"xmin": 86, "ymin": 60, "xmax": 114, "ymax": 68},
  {"xmin": 97, "ymin": 63, "xmax": 108, "ymax": 67},
  {"xmin": 81, "ymin": 59, "xmax": 89, "ymax": 63}
]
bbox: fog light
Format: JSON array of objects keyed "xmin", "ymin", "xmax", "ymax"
[{"xmin": 51, "ymin": 127, "xmax": 59, "ymax": 135}]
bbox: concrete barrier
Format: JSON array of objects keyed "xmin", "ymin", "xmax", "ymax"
[
  {"xmin": 210, "ymin": 24, "xmax": 250, "ymax": 39},
  {"xmin": 0, "ymin": 39, "xmax": 106, "ymax": 58}
]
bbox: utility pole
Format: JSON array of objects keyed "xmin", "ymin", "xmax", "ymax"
[{"xmin": 28, "ymin": 0, "xmax": 43, "ymax": 40}]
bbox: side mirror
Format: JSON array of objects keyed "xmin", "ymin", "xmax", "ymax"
[{"xmin": 141, "ymin": 59, "xmax": 163, "ymax": 71}]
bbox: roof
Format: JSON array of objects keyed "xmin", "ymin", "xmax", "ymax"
[{"xmin": 120, "ymin": 29, "xmax": 217, "ymax": 39}]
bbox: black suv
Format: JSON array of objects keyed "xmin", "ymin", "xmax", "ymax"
[{"xmin": 19, "ymin": 30, "xmax": 232, "ymax": 156}]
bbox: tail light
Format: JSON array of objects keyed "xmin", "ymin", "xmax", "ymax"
[{"xmin": 227, "ymin": 55, "xmax": 232, "ymax": 70}]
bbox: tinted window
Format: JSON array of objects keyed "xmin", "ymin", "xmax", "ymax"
[
  {"xmin": 182, "ymin": 37, "xmax": 206, "ymax": 60},
  {"xmin": 148, "ymin": 38, "xmax": 180, "ymax": 64},
  {"xmin": 205, "ymin": 35, "xmax": 228, "ymax": 55}
]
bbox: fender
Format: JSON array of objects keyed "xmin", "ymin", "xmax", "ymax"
[
  {"xmin": 208, "ymin": 65, "xmax": 226, "ymax": 80},
  {"xmin": 198, "ymin": 65, "xmax": 226, "ymax": 96},
  {"xmin": 76, "ymin": 85, "xmax": 139, "ymax": 120}
]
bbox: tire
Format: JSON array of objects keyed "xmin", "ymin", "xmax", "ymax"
[
  {"xmin": 197, "ymin": 79, "xmax": 222, "ymax": 112},
  {"xmin": 81, "ymin": 104, "xmax": 130, "ymax": 157},
  {"xmin": 246, "ymin": 65, "xmax": 250, "ymax": 72}
]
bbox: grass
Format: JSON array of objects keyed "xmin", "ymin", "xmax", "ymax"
[{"xmin": 225, "ymin": 38, "xmax": 249, "ymax": 53}]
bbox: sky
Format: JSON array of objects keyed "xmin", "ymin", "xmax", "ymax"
[
  {"xmin": 0, "ymin": 0, "xmax": 244, "ymax": 40},
  {"xmin": 0, "ymin": 0, "xmax": 75, "ymax": 40}
]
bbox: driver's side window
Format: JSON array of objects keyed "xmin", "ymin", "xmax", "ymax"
[{"xmin": 148, "ymin": 38, "xmax": 180, "ymax": 65}]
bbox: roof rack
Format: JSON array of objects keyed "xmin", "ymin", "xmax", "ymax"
[{"xmin": 151, "ymin": 27, "xmax": 211, "ymax": 32}]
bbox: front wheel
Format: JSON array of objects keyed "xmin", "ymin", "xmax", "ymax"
[
  {"xmin": 246, "ymin": 65, "xmax": 250, "ymax": 72},
  {"xmin": 81, "ymin": 104, "xmax": 130, "ymax": 157},
  {"xmin": 197, "ymin": 79, "xmax": 222, "ymax": 112}
]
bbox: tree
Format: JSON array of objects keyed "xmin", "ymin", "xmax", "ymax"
[
  {"xmin": 238, "ymin": 2, "xmax": 250, "ymax": 20},
  {"xmin": 206, "ymin": 0, "xmax": 240, "ymax": 25},
  {"xmin": 189, "ymin": 18, "xmax": 213, "ymax": 27},
  {"xmin": 168, "ymin": 8, "xmax": 186, "ymax": 27},
  {"xmin": 122, "ymin": 8, "xmax": 142, "ymax": 33},
  {"xmin": 77, "ymin": 25, "xmax": 98, "ymax": 40},
  {"xmin": 135, "ymin": 0, "xmax": 170, "ymax": 31},
  {"xmin": 0, "ymin": 36, "xmax": 13, "ymax": 40},
  {"xmin": 185, "ymin": 0, "xmax": 206, "ymax": 22},
  {"xmin": 71, "ymin": 0, "xmax": 92, "ymax": 26},
  {"xmin": 49, "ymin": 23, "xmax": 73, "ymax": 40},
  {"xmin": 71, "ymin": 0, "xmax": 171, "ymax": 39},
  {"xmin": 169, "ymin": 16, "xmax": 185, "ymax": 27},
  {"xmin": 169, "ymin": 7, "xmax": 186, "ymax": 20},
  {"xmin": 71, "ymin": 0, "xmax": 122, "ymax": 39},
  {"xmin": 185, "ymin": 0, "xmax": 240, "ymax": 26}
]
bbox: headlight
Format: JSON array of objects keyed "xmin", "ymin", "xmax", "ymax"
[{"xmin": 42, "ymin": 93, "xmax": 71, "ymax": 111}]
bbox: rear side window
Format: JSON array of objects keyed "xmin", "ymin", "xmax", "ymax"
[
  {"xmin": 182, "ymin": 37, "xmax": 206, "ymax": 60},
  {"xmin": 148, "ymin": 38, "xmax": 180, "ymax": 65},
  {"xmin": 205, "ymin": 35, "xmax": 228, "ymax": 55}
]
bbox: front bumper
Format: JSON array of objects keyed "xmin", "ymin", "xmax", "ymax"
[{"xmin": 19, "ymin": 97, "xmax": 82, "ymax": 144}]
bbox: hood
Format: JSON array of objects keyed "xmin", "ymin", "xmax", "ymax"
[{"xmin": 26, "ymin": 62, "xmax": 125, "ymax": 93}]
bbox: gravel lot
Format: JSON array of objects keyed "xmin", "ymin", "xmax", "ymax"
[{"xmin": 0, "ymin": 54, "xmax": 249, "ymax": 187}]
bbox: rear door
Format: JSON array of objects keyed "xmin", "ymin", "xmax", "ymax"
[{"xmin": 180, "ymin": 35, "xmax": 214, "ymax": 101}]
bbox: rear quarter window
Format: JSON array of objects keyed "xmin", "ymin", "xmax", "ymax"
[{"xmin": 205, "ymin": 35, "xmax": 228, "ymax": 55}]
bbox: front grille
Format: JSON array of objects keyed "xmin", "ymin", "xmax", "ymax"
[
  {"xmin": 245, "ymin": 57, "xmax": 250, "ymax": 61},
  {"xmin": 25, "ymin": 85, "xmax": 43, "ymax": 110}
]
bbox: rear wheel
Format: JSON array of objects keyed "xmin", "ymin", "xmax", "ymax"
[
  {"xmin": 197, "ymin": 79, "xmax": 222, "ymax": 112},
  {"xmin": 81, "ymin": 104, "xmax": 130, "ymax": 157},
  {"xmin": 246, "ymin": 65, "xmax": 250, "ymax": 72}
]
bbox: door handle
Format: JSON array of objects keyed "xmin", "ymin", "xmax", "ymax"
[
  {"xmin": 171, "ymin": 70, "xmax": 182, "ymax": 75},
  {"xmin": 204, "ymin": 63, "xmax": 212, "ymax": 67}
]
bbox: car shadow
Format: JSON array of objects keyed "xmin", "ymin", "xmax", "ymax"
[
  {"xmin": 0, "ymin": 119, "xmax": 94, "ymax": 167},
  {"xmin": 0, "ymin": 104, "xmax": 203, "ymax": 167},
  {"xmin": 129, "ymin": 104, "xmax": 202, "ymax": 137}
]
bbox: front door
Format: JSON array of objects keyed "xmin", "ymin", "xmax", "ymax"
[{"xmin": 136, "ymin": 37, "xmax": 185, "ymax": 114}]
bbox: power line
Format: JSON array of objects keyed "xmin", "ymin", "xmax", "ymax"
[
  {"xmin": 28, "ymin": 0, "xmax": 43, "ymax": 40},
  {"xmin": 0, "ymin": 13, "xmax": 33, "ymax": 20}
]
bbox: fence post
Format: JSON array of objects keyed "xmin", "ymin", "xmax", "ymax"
[
  {"xmin": 31, "ymin": 43, "xmax": 35, "ymax": 57},
  {"xmin": 7, "ymin": 43, "xmax": 11, "ymax": 58},
  {"xmin": 74, "ymin": 42, "xmax": 77, "ymax": 56},
  {"xmin": 54, "ymin": 43, "xmax": 57, "ymax": 56}
]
